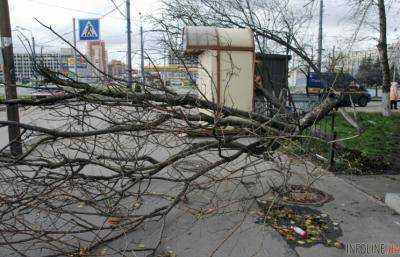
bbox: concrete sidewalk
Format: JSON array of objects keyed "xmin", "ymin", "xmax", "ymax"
[
  {"xmin": 295, "ymin": 172, "xmax": 400, "ymax": 257},
  {"xmin": 102, "ymin": 159, "xmax": 400, "ymax": 257},
  {"xmin": 343, "ymin": 100, "xmax": 400, "ymax": 113},
  {"xmin": 339, "ymin": 174, "xmax": 400, "ymax": 201}
]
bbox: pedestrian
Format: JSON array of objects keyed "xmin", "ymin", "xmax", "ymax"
[{"xmin": 390, "ymin": 82, "xmax": 399, "ymax": 110}]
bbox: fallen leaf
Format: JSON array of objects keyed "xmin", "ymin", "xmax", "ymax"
[
  {"xmin": 335, "ymin": 240, "xmax": 344, "ymax": 249},
  {"xmin": 297, "ymin": 240, "xmax": 306, "ymax": 245},
  {"xmin": 137, "ymin": 243, "xmax": 145, "ymax": 250},
  {"xmin": 107, "ymin": 217, "xmax": 122, "ymax": 226},
  {"xmin": 99, "ymin": 248, "xmax": 107, "ymax": 256},
  {"xmin": 166, "ymin": 251, "xmax": 177, "ymax": 257},
  {"xmin": 133, "ymin": 201, "xmax": 142, "ymax": 209}
]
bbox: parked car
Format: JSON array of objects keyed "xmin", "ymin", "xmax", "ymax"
[
  {"xmin": 338, "ymin": 82, "xmax": 371, "ymax": 107},
  {"xmin": 31, "ymin": 86, "xmax": 65, "ymax": 100},
  {"xmin": 306, "ymin": 72, "xmax": 372, "ymax": 107}
]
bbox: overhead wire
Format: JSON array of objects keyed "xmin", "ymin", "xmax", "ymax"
[
  {"xmin": 25, "ymin": 0, "xmax": 104, "ymax": 16},
  {"xmin": 15, "ymin": 1, "xmax": 159, "ymax": 64},
  {"xmin": 33, "ymin": 1, "xmax": 126, "ymax": 46},
  {"xmin": 109, "ymin": 0, "xmax": 126, "ymax": 18}
]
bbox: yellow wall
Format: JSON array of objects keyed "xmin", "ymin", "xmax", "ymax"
[{"xmin": 197, "ymin": 50, "xmax": 254, "ymax": 114}]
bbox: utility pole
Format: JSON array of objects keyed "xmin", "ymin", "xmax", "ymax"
[
  {"xmin": 0, "ymin": 0, "xmax": 22, "ymax": 156},
  {"xmin": 317, "ymin": 0, "xmax": 323, "ymax": 72},
  {"xmin": 163, "ymin": 47, "xmax": 167, "ymax": 88},
  {"xmin": 32, "ymin": 36, "xmax": 35, "ymax": 55},
  {"xmin": 31, "ymin": 35, "xmax": 36, "ymax": 81},
  {"xmin": 331, "ymin": 46, "xmax": 336, "ymax": 72},
  {"xmin": 140, "ymin": 24, "xmax": 145, "ymax": 85},
  {"xmin": 72, "ymin": 18, "xmax": 78, "ymax": 81},
  {"xmin": 126, "ymin": 0, "xmax": 133, "ymax": 89}
]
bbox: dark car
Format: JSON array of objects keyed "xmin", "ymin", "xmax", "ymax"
[
  {"xmin": 307, "ymin": 72, "xmax": 372, "ymax": 107},
  {"xmin": 338, "ymin": 82, "xmax": 371, "ymax": 107}
]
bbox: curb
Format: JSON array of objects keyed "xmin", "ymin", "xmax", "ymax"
[{"xmin": 385, "ymin": 193, "xmax": 400, "ymax": 214}]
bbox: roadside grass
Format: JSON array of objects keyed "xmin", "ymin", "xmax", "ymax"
[
  {"xmin": 283, "ymin": 112, "xmax": 400, "ymax": 173},
  {"xmin": 0, "ymin": 95, "xmax": 32, "ymax": 102},
  {"xmin": 324, "ymin": 112, "xmax": 400, "ymax": 159}
]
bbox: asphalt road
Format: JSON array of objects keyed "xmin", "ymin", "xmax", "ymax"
[
  {"xmin": 0, "ymin": 106, "xmax": 51, "ymax": 149},
  {"xmin": 0, "ymin": 106, "xmax": 399, "ymax": 257}
]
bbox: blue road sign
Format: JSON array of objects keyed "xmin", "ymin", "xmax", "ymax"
[{"xmin": 78, "ymin": 19, "xmax": 100, "ymax": 41}]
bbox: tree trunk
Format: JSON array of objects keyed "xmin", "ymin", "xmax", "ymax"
[{"xmin": 377, "ymin": 0, "xmax": 391, "ymax": 116}]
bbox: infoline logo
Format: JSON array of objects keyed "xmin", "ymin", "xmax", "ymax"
[{"xmin": 346, "ymin": 243, "xmax": 400, "ymax": 255}]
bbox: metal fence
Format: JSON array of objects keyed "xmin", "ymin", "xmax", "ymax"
[{"xmin": 292, "ymin": 93, "xmax": 337, "ymax": 170}]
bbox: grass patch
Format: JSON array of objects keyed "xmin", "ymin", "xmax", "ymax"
[
  {"xmin": 0, "ymin": 95, "xmax": 32, "ymax": 102},
  {"xmin": 284, "ymin": 112, "xmax": 400, "ymax": 173},
  {"xmin": 322, "ymin": 112, "xmax": 400, "ymax": 160},
  {"xmin": 311, "ymin": 112, "xmax": 400, "ymax": 173}
]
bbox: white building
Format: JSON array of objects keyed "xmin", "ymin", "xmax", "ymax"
[
  {"xmin": 9, "ymin": 48, "xmax": 91, "ymax": 82},
  {"xmin": 343, "ymin": 42, "xmax": 400, "ymax": 75},
  {"xmin": 13, "ymin": 53, "xmax": 63, "ymax": 81}
]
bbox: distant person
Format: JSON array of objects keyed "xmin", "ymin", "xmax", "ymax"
[{"xmin": 390, "ymin": 82, "xmax": 399, "ymax": 110}]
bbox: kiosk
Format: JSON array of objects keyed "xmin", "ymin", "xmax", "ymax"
[{"xmin": 183, "ymin": 26, "xmax": 255, "ymax": 114}]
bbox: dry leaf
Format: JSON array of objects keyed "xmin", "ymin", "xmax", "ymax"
[
  {"xmin": 136, "ymin": 243, "xmax": 145, "ymax": 250},
  {"xmin": 133, "ymin": 201, "xmax": 142, "ymax": 209},
  {"xmin": 334, "ymin": 240, "xmax": 344, "ymax": 249}
]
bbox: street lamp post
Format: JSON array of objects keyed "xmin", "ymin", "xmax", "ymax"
[
  {"xmin": 126, "ymin": 0, "xmax": 133, "ymax": 89},
  {"xmin": 140, "ymin": 13, "xmax": 145, "ymax": 86},
  {"xmin": 15, "ymin": 26, "xmax": 36, "ymax": 81},
  {"xmin": 15, "ymin": 26, "xmax": 35, "ymax": 55}
]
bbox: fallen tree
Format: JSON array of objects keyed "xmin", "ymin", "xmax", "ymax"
[
  {"xmin": 0, "ymin": 5, "xmax": 345, "ymax": 255},
  {"xmin": 0, "ymin": 60, "xmax": 342, "ymax": 256}
]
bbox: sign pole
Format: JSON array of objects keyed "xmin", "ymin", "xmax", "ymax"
[
  {"xmin": 126, "ymin": 0, "xmax": 133, "ymax": 89},
  {"xmin": 0, "ymin": 0, "xmax": 22, "ymax": 156},
  {"xmin": 78, "ymin": 18, "xmax": 100, "ymax": 83},
  {"xmin": 140, "ymin": 25, "xmax": 145, "ymax": 85},
  {"xmin": 73, "ymin": 18, "xmax": 78, "ymax": 81},
  {"xmin": 317, "ymin": 0, "xmax": 323, "ymax": 73}
]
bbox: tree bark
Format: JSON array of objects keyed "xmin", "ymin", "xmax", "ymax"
[{"xmin": 377, "ymin": 0, "xmax": 391, "ymax": 116}]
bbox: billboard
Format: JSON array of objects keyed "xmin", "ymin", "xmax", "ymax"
[{"xmin": 67, "ymin": 55, "xmax": 87, "ymax": 69}]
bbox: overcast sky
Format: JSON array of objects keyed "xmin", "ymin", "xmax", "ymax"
[
  {"xmin": 8, "ymin": 0, "xmax": 400, "ymax": 68},
  {"xmin": 9, "ymin": 0, "xmax": 161, "ymax": 68}
]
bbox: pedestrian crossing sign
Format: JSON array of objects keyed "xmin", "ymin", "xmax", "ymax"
[{"xmin": 78, "ymin": 19, "xmax": 100, "ymax": 41}]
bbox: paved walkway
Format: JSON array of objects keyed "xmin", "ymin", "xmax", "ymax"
[
  {"xmin": 102, "ymin": 159, "xmax": 400, "ymax": 257},
  {"xmin": 343, "ymin": 100, "xmax": 400, "ymax": 113},
  {"xmin": 295, "ymin": 171, "xmax": 400, "ymax": 257}
]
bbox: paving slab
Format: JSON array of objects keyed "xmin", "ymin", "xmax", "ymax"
[
  {"xmin": 295, "ymin": 173, "xmax": 400, "ymax": 257},
  {"xmin": 385, "ymin": 193, "xmax": 400, "ymax": 215},
  {"xmin": 339, "ymin": 174, "xmax": 400, "ymax": 201},
  {"xmin": 104, "ymin": 158, "xmax": 400, "ymax": 257}
]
